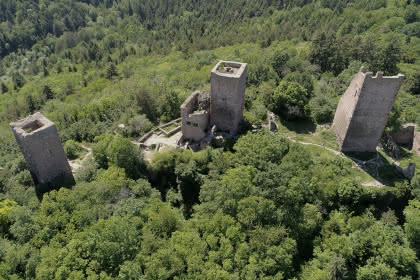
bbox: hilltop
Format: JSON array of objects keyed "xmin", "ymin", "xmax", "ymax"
[{"xmin": 0, "ymin": 1, "xmax": 420, "ymax": 279}]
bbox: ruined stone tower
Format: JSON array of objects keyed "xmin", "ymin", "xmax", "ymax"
[
  {"xmin": 333, "ymin": 69, "xmax": 404, "ymax": 152},
  {"xmin": 181, "ymin": 91, "xmax": 209, "ymax": 142},
  {"xmin": 10, "ymin": 112, "xmax": 75, "ymax": 192},
  {"xmin": 210, "ymin": 61, "xmax": 247, "ymax": 135}
]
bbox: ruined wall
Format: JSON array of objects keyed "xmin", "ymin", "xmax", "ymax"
[
  {"xmin": 181, "ymin": 91, "xmax": 209, "ymax": 142},
  {"xmin": 10, "ymin": 112, "xmax": 75, "ymax": 192},
  {"xmin": 333, "ymin": 69, "xmax": 404, "ymax": 152},
  {"xmin": 414, "ymin": 130, "xmax": 420, "ymax": 156},
  {"xmin": 210, "ymin": 61, "xmax": 247, "ymax": 135},
  {"xmin": 391, "ymin": 124, "xmax": 415, "ymax": 148}
]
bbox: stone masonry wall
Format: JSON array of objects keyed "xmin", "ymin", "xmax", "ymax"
[
  {"xmin": 10, "ymin": 112, "xmax": 75, "ymax": 192},
  {"xmin": 333, "ymin": 69, "xmax": 404, "ymax": 152},
  {"xmin": 181, "ymin": 91, "xmax": 209, "ymax": 142},
  {"xmin": 414, "ymin": 130, "xmax": 420, "ymax": 156},
  {"xmin": 391, "ymin": 124, "xmax": 415, "ymax": 148},
  {"xmin": 210, "ymin": 61, "xmax": 247, "ymax": 135}
]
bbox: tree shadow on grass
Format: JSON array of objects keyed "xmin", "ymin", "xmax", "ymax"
[
  {"xmin": 279, "ymin": 118, "xmax": 316, "ymax": 134},
  {"xmin": 343, "ymin": 151, "xmax": 405, "ymax": 186}
]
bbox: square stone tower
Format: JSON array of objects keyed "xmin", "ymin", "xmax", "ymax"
[
  {"xmin": 10, "ymin": 112, "xmax": 75, "ymax": 192},
  {"xmin": 210, "ymin": 61, "xmax": 247, "ymax": 135},
  {"xmin": 333, "ymin": 69, "xmax": 404, "ymax": 152}
]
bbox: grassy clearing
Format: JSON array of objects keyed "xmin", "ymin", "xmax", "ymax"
[
  {"xmin": 299, "ymin": 142, "xmax": 374, "ymax": 185},
  {"xmin": 277, "ymin": 119, "xmax": 338, "ymax": 150},
  {"xmin": 276, "ymin": 118, "xmax": 419, "ymax": 187}
]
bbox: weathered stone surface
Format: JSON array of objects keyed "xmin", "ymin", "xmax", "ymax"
[
  {"xmin": 180, "ymin": 61, "xmax": 247, "ymax": 144},
  {"xmin": 391, "ymin": 124, "xmax": 415, "ymax": 148},
  {"xmin": 414, "ymin": 130, "xmax": 420, "ymax": 156},
  {"xmin": 10, "ymin": 112, "xmax": 75, "ymax": 192},
  {"xmin": 267, "ymin": 111, "xmax": 278, "ymax": 132},
  {"xmin": 180, "ymin": 91, "xmax": 209, "ymax": 142},
  {"xmin": 210, "ymin": 61, "xmax": 247, "ymax": 135},
  {"xmin": 333, "ymin": 69, "xmax": 404, "ymax": 152}
]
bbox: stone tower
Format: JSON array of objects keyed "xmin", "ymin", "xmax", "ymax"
[
  {"xmin": 10, "ymin": 112, "xmax": 75, "ymax": 192},
  {"xmin": 210, "ymin": 61, "xmax": 247, "ymax": 135},
  {"xmin": 333, "ymin": 69, "xmax": 404, "ymax": 152}
]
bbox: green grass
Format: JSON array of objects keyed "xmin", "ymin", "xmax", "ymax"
[
  {"xmin": 276, "ymin": 118, "xmax": 419, "ymax": 187},
  {"xmin": 161, "ymin": 120, "xmax": 181, "ymax": 133},
  {"xmin": 298, "ymin": 142, "xmax": 374, "ymax": 185},
  {"xmin": 277, "ymin": 119, "xmax": 338, "ymax": 150}
]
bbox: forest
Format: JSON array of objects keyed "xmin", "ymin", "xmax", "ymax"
[{"xmin": 0, "ymin": 0, "xmax": 420, "ymax": 279}]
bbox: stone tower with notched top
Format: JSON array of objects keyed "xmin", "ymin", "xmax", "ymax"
[
  {"xmin": 210, "ymin": 61, "xmax": 247, "ymax": 135},
  {"xmin": 10, "ymin": 112, "xmax": 75, "ymax": 193},
  {"xmin": 333, "ymin": 68, "xmax": 404, "ymax": 152}
]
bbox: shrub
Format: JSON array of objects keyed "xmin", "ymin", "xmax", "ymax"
[
  {"xmin": 127, "ymin": 114, "xmax": 153, "ymax": 137},
  {"xmin": 92, "ymin": 134, "xmax": 145, "ymax": 179},
  {"xmin": 64, "ymin": 140, "xmax": 83, "ymax": 160},
  {"xmin": 266, "ymin": 81, "xmax": 310, "ymax": 120},
  {"xmin": 310, "ymin": 95, "xmax": 335, "ymax": 124}
]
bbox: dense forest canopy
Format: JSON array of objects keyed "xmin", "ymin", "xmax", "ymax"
[{"xmin": 0, "ymin": 0, "xmax": 420, "ymax": 279}]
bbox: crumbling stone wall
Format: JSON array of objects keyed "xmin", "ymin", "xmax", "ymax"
[
  {"xmin": 210, "ymin": 61, "xmax": 247, "ymax": 135},
  {"xmin": 181, "ymin": 91, "xmax": 209, "ymax": 142},
  {"xmin": 391, "ymin": 124, "xmax": 415, "ymax": 149},
  {"xmin": 10, "ymin": 112, "xmax": 75, "ymax": 192},
  {"xmin": 333, "ymin": 69, "xmax": 404, "ymax": 152},
  {"xmin": 414, "ymin": 130, "xmax": 420, "ymax": 156}
]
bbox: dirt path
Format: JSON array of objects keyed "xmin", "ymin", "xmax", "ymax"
[
  {"xmin": 286, "ymin": 136, "xmax": 385, "ymax": 187},
  {"xmin": 286, "ymin": 137, "xmax": 342, "ymax": 156},
  {"xmin": 69, "ymin": 145, "xmax": 92, "ymax": 172}
]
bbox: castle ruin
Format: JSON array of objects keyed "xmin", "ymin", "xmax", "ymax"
[
  {"xmin": 333, "ymin": 68, "xmax": 404, "ymax": 152},
  {"xmin": 10, "ymin": 112, "xmax": 75, "ymax": 192},
  {"xmin": 181, "ymin": 61, "xmax": 247, "ymax": 143},
  {"xmin": 210, "ymin": 61, "xmax": 247, "ymax": 135},
  {"xmin": 180, "ymin": 91, "xmax": 210, "ymax": 142}
]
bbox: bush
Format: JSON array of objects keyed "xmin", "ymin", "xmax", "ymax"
[
  {"xmin": 405, "ymin": 70, "xmax": 420, "ymax": 95},
  {"xmin": 266, "ymin": 81, "xmax": 310, "ymax": 120},
  {"xmin": 92, "ymin": 134, "xmax": 145, "ymax": 179},
  {"xmin": 75, "ymin": 157, "xmax": 98, "ymax": 183},
  {"xmin": 283, "ymin": 72, "xmax": 314, "ymax": 96},
  {"xmin": 310, "ymin": 95, "xmax": 335, "ymax": 124},
  {"xmin": 159, "ymin": 90, "xmax": 181, "ymax": 122},
  {"xmin": 64, "ymin": 140, "xmax": 83, "ymax": 160},
  {"xmin": 234, "ymin": 131, "xmax": 289, "ymax": 170},
  {"xmin": 247, "ymin": 63, "xmax": 275, "ymax": 86},
  {"xmin": 0, "ymin": 199, "xmax": 18, "ymax": 235},
  {"xmin": 127, "ymin": 114, "xmax": 153, "ymax": 137}
]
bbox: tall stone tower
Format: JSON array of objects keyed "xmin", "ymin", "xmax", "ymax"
[
  {"xmin": 333, "ymin": 69, "xmax": 404, "ymax": 152},
  {"xmin": 10, "ymin": 112, "xmax": 75, "ymax": 192},
  {"xmin": 210, "ymin": 61, "xmax": 247, "ymax": 135}
]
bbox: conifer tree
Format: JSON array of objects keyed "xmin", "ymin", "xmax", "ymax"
[
  {"xmin": 12, "ymin": 72, "xmax": 24, "ymax": 90},
  {"xmin": 25, "ymin": 95, "xmax": 36, "ymax": 113},
  {"xmin": 0, "ymin": 82, "xmax": 8, "ymax": 94},
  {"xmin": 43, "ymin": 85, "xmax": 54, "ymax": 100},
  {"xmin": 106, "ymin": 63, "xmax": 118, "ymax": 80}
]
